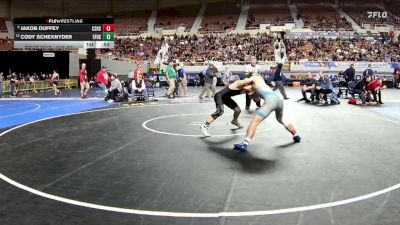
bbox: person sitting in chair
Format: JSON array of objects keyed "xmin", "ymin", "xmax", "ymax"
[
  {"xmin": 131, "ymin": 74, "xmax": 148, "ymax": 102},
  {"xmin": 315, "ymin": 72, "xmax": 333, "ymax": 105},
  {"xmin": 299, "ymin": 72, "xmax": 316, "ymax": 103},
  {"xmin": 105, "ymin": 73, "xmax": 122, "ymax": 103}
]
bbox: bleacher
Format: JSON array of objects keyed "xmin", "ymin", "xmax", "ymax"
[
  {"xmin": 247, "ymin": 3, "xmax": 293, "ymax": 29},
  {"xmin": 114, "ymin": 10, "xmax": 152, "ymax": 35},
  {"xmin": 155, "ymin": 5, "xmax": 200, "ymax": 31},
  {"xmin": 0, "ymin": 18, "xmax": 7, "ymax": 32},
  {"xmin": 199, "ymin": 1, "xmax": 241, "ymax": 32},
  {"xmin": 297, "ymin": 3, "xmax": 352, "ymax": 30},
  {"xmin": 342, "ymin": 5, "xmax": 394, "ymax": 28},
  {"xmin": 0, "ymin": 38, "xmax": 12, "ymax": 50},
  {"xmin": 383, "ymin": 2, "xmax": 400, "ymax": 28}
]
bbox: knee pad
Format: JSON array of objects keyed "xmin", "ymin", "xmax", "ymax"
[{"xmin": 211, "ymin": 105, "xmax": 224, "ymax": 119}]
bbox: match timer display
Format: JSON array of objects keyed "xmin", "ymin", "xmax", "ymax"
[{"xmin": 14, "ymin": 18, "xmax": 115, "ymax": 49}]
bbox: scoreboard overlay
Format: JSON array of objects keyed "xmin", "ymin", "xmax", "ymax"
[{"xmin": 14, "ymin": 18, "xmax": 114, "ymax": 49}]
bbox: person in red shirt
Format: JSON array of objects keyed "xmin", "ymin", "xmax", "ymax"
[
  {"xmin": 80, "ymin": 63, "xmax": 90, "ymax": 99},
  {"xmin": 134, "ymin": 64, "xmax": 143, "ymax": 81},
  {"xmin": 395, "ymin": 69, "xmax": 400, "ymax": 89},
  {"xmin": 96, "ymin": 66, "xmax": 109, "ymax": 97},
  {"xmin": 366, "ymin": 76, "xmax": 385, "ymax": 104}
]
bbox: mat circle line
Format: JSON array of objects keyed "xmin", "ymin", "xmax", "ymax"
[{"xmin": 142, "ymin": 113, "xmax": 273, "ymax": 137}]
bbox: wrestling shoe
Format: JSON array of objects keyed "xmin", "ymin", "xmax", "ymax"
[
  {"xmin": 293, "ymin": 135, "xmax": 301, "ymax": 143},
  {"xmin": 231, "ymin": 119, "xmax": 243, "ymax": 128},
  {"xmin": 233, "ymin": 144, "xmax": 248, "ymax": 152},
  {"xmin": 200, "ymin": 124, "xmax": 211, "ymax": 137}
]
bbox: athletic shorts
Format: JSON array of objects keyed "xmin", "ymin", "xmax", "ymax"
[
  {"xmin": 80, "ymin": 82, "xmax": 90, "ymax": 90},
  {"xmin": 214, "ymin": 87, "xmax": 242, "ymax": 110},
  {"xmin": 256, "ymin": 96, "xmax": 283, "ymax": 120}
]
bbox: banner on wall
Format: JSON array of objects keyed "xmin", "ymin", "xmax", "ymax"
[
  {"xmin": 303, "ymin": 61, "xmax": 338, "ymax": 67},
  {"xmin": 303, "ymin": 61, "xmax": 394, "ymax": 69}
]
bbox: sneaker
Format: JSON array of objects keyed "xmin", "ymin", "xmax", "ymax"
[
  {"xmin": 200, "ymin": 124, "xmax": 211, "ymax": 137},
  {"xmin": 284, "ymin": 97, "xmax": 290, "ymax": 100},
  {"xmin": 107, "ymin": 99, "xmax": 114, "ymax": 103},
  {"xmin": 231, "ymin": 119, "xmax": 243, "ymax": 128},
  {"xmin": 199, "ymin": 96, "xmax": 203, "ymax": 100},
  {"xmin": 233, "ymin": 144, "xmax": 248, "ymax": 152},
  {"xmin": 293, "ymin": 135, "xmax": 301, "ymax": 143}
]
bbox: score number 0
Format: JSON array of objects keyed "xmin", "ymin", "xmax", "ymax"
[{"xmin": 103, "ymin": 24, "xmax": 115, "ymax": 32}]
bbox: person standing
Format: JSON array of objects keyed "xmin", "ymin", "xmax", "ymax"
[
  {"xmin": 10, "ymin": 73, "xmax": 17, "ymax": 97},
  {"xmin": 80, "ymin": 63, "xmax": 90, "ymax": 99},
  {"xmin": 363, "ymin": 64, "xmax": 374, "ymax": 78},
  {"xmin": 128, "ymin": 69, "xmax": 134, "ymax": 83},
  {"xmin": 0, "ymin": 72, "xmax": 3, "ymax": 98},
  {"xmin": 272, "ymin": 63, "xmax": 289, "ymax": 100},
  {"xmin": 233, "ymin": 75, "xmax": 301, "ymax": 152},
  {"xmin": 245, "ymin": 56, "xmax": 262, "ymax": 110},
  {"xmin": 222, "ymin": 67, "xmax": 232, "ymax": 87},
  {"xmin": 51, "ymin": 69, "xmax": 61, "ymax": 96},
  {"xmin": 199, "ymin": 64, "xmax": 218, "ymax": 99},
  {"xmin": 134, "ymin": 64, "xmax": 143, "ymax": 81},
  {"xmin": 177, "ymin": 64, "xmax": 188, "ymax": 96},
  {"xmin": 96, "ymin": 66, "xmax": 109, "ymax": 98},
  {"xmin": 344, "ymin": 64, "xmax": 355, "ymax": 83},
  {"xmin": 394, "ymin": 68, "xmax": 400, "ymax": 89},
  {"xmin": 166, "ymin": 60, "xmax": 177, "ymax": 99}
]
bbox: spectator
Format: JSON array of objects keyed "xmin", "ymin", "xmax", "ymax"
[
  {"xmin": 0, "ymin": 72, "xmax": 3, "ymax": 98},
  {"xmin": 79, "ymin": 63, "xmax": 90, "ymax": 99},
  {"xmin": 105, "ymin": 73, "xmax": 122, "ymax": 103},
  {"xmin": 300, "ymin": 72, "xmax": 317, "ymax": 103},
  {"xmin": 394, "ymin": 68, "xmax": 400, "ymax": 89},
  {"xmin": 10, "ymin": 73, "xmax": 18, "ymax": 97},
  {"xmin": 50, "ymin": 69, "xmax": 61, "ymax": 96},
  {"xmin": 222, "ymin": 67, "xmax": 232, "ymax": 86},
  {"xmin": 134, "ymin": 64, "xmax": 143, "ymax": 80},
  {"xmin": 131, "ymin": 73, "xmax": 148, "ymax": 101},
  {"xmin": 272, "ymin": 63, "xmax": 289, "ymax": 100},
  {"xmin": 96, "ymin": 66, "xmax": 110, "ymax": 97},
  {"xmin": 128, "ymin": 69, "xmax": 134, "ymax": 87},
  {"xmin": 245, "ymin": 56, "xmax": 261, "ymax": 110}
]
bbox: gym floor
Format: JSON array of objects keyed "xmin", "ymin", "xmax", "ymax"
[{"xmin": 0, "ymin": 87, "xmax": 400, "ymax": 225}]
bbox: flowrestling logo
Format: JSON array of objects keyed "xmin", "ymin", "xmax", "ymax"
[{"xmin": 367, "ymin": 11, "xmax": 388, "ymax": 19}]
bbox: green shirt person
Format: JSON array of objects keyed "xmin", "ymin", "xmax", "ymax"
[
  {"xmin": 166, "ymin": 64, "xmax": 177, "ymax": 80},
  {"xmin": 166, "ymin": 60, "xmax": 177, "ymax": 98}
]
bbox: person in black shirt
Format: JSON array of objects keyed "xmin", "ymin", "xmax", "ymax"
[
  {"xmin": 353, "ymin": 77, "xmax": 372, "ymax": 105},
  {"xmin": 272, "ymin": 63, "xmax": 289, "ymax": 99},
  {"xmin": 344, "ymin": 64, "xmax": 355, "ymax": 83},
  {"xmin": 299, "ymin": 72, "xmax": 316, "ymax": 103},
  {"xmin": 10, "ymin": 73, "xmax": 18, "ymax": 97}
]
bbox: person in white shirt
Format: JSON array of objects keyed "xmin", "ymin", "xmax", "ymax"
[
  {"xmin": 244, "ymin": 56, "xmax": 261, "ymax": 110},
  {"xmin": 131, "ymin": 74, "xmax": 148, "ymax": 101}
]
